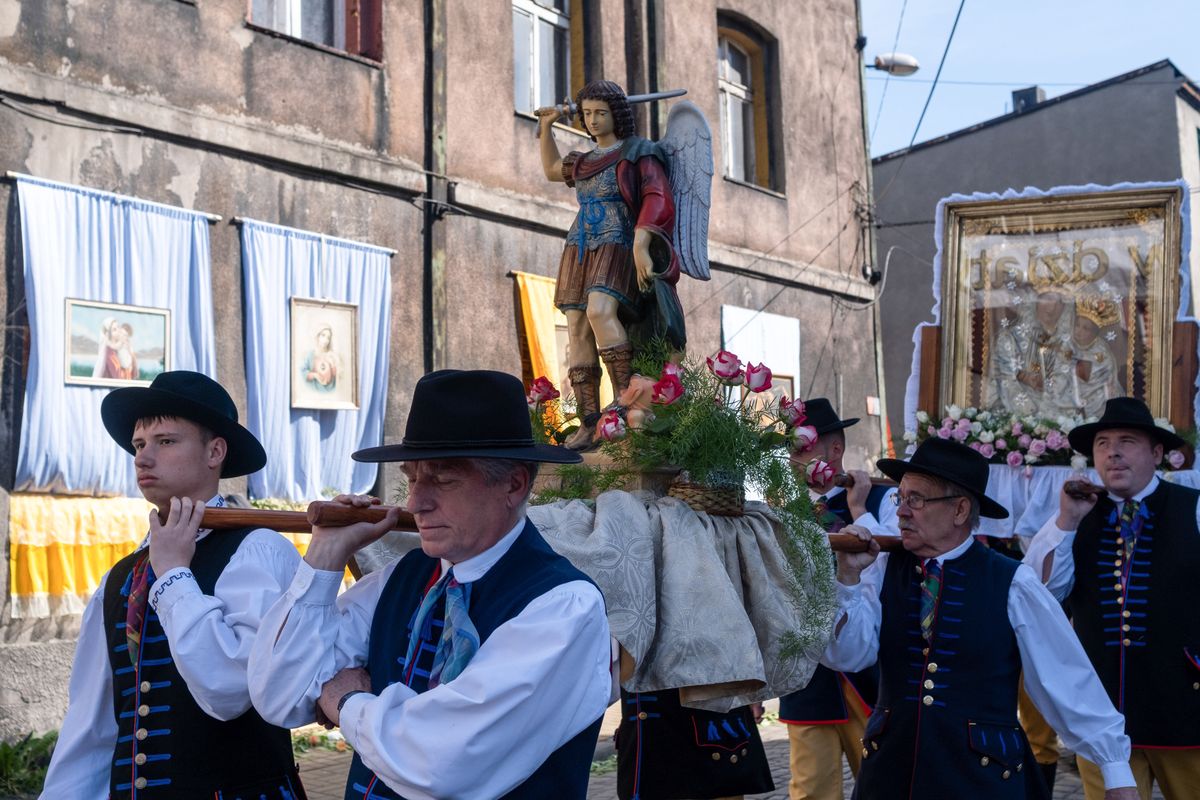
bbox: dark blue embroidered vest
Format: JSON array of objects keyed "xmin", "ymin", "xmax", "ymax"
[
  {"xmin": 779, "ymin": 485, "xmax": 889, "ymax": 724},
  {"xmin": 101, "ymin": 529, "xmax": 300, "ymax": 799},
  {"xmin": 854, "ymin": 542, "xmax": 1047, "ymax": 800},
  {"xmin": 1070, "ymin": 480, "xmax": 1200, "ymax": 747},
  {"xmin": 344, "ymin": 521, "xmax": 604, "ymax": 800}
]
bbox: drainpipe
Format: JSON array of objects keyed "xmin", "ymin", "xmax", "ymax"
[{"xmin": 423, "ymin": 0, "xmax": 449, "ymax": 373}]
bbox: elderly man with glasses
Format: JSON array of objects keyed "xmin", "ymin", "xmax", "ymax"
[{"xmin": 823, "ymin": 438, "xmax": 1137, "ymax": 800}]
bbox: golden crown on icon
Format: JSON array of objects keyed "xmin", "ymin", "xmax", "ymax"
[{"xmin": 1074, "ymin": 294, "xmax": 1120, "ymax": 327}]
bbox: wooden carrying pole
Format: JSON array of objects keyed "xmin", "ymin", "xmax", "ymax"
[{"xmin": 199, "ymin": 502, "xmax": 898, "ymax": 553}]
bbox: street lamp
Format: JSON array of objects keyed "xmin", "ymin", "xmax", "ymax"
[{"xmin": 868, "ymin": 52, "xmax": 920, "ymax": 77}]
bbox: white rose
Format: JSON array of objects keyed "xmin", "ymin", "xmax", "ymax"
[
  {"xmin": 971, "ymin": 421, "xmax": 982, "ymax": 434},
  {"xmin": 965, "ymin": 407, "xmax": 978, "ymax": 419},
  {"xmin": 916, "ymin": 410, "xmax": 930, "ymax": 424},
  {"xmin": 1070, "ymin": 454, "xmax": 1088, "ymax": 472},
  {"xmin": 977, "ymin": 430, "xmax": 995, "ymax": 443},
  {"xmin": 947, "ymin": 404, "xmax": 963, "ymax": 420},
  {"xmin": 1154, "ymin": 417, "xmax": 1176, "ymax": 432},
  {"xmin": 1024, "ymin": 453, "xmax": 1040, "ymax": 465},
  {"xmin": 903, "ymin": 430, "xmax": 917, "ymax": 443}
]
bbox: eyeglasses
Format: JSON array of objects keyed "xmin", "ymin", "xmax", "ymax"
[{"xmin": 890, "ymin": 492, "xmax": 962, "ymax": 510}]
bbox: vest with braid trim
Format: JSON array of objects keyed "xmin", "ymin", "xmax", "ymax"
[
  {"xmin": 344, "ymin": 520, "xmax": 603, "ymax": 800},
  {"xmin": 855, "ymin": 542, "xmax": 1047, "ymax": 800},
  {"xmin": 779, "ymin": 484, "xmax": 890, "ymax": 723},
  {"xmin": 1069, "ymin": 479, "xmax": 1200, "ymax": 747},
  {"xmin": 101, "ymin": 528, "xmax": 300, "ymax": 799}
]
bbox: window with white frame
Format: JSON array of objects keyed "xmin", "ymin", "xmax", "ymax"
[
  {"xmin": 250, "ymin": 0, "xmax": 382, "ymax": 60},
  {"xmin": 513, "ymin": 0, "xmax": 571, "ymax": 114},
  {"xmin": 718, "ymin": 35, "xmax": 756, "ymax": 184}
]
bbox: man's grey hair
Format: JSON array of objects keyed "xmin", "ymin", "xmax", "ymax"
[
  {"xmin": 929, "ymin": 476, "xmax": 981, "ymax": 532},
  {"xmin": 468, "ymin": 458, "xmax": 540, "ymax": 506}
]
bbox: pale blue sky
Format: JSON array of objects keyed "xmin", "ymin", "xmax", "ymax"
[{"xmin": 861, "ymin": 1, "xmax": 1200, "ymax": 157}]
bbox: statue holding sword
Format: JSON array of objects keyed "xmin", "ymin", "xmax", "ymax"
[{"xmin": 536, "ymin": 80, "xmax": 713, "ymax": 450}]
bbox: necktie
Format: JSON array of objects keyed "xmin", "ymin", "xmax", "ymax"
[
  {"xmin": 1120, "ymin": 499, "xmax": 1141, "ymax": 562},
  {"xmin": 125, "ymin": 554, "xmax": 156, "ymax": 666},
  {"xmin": 920, "ymin": 559, "xmax": 943, "ymax": 643},
  {"xmin": 403, "ymin": 568, "xmax": 480, "ymax": 690}
]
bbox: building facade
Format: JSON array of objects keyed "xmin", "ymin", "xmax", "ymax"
[
  {"xmin": 873, "ymin": 60, "xmax": 1200, "ymax": 442},
  {"xmin": 0, "ymin": 0, "xmax": 882, "ymax": 737}
]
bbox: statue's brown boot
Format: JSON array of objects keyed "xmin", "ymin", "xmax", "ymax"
[
  {"xmin": 598, "ymin": 342, "xmax": 634, "ymax": 399},
  {"xmin": 564, "ymin": 364, "xmax": 602, "ymax": 451}
]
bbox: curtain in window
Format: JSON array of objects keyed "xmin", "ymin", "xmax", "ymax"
[
  {"xmin": 239, "ymin": 219, "xmax": 392, "ymax": 501},
  {"xmin": 14, "ymin": 176, "xmax": 217, "ymax": 496}
]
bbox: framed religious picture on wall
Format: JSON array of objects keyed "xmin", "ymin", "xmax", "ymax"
[
  {"xmin": 290, "ymin": 297, "xmax": 359, "ymax": 411},
  {"xmin": 65, "ymin": 298, "xmax": 171, "ymax": 388},
  {"xmin": 938, "ymin": 186, "xmax": 1185, "ymax": 421}
]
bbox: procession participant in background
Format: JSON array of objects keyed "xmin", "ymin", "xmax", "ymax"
[
  {"xmin": 248, "ymin": 369, "xmax": 612, "ymax": 800},
  {"xmin": 826, "ymin": 438, "xmax": 1137, "ymax": 800},
  {"xmin": 40, "ymin": 371, "xmax": 304, "ymax": 799},
  {"xmin": 1024, "ymin": 397, "xmax": 1200, "ymax": 799},
  {"xmin": 779, "ymin": 398, "xmax": 896, "ymax": 800}
]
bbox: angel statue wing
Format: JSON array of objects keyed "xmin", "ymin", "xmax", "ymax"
[{"xmin": 658, "ymin": 101, "xmax": 713, "ymax": 281}]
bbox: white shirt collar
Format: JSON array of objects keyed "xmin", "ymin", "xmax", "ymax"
[
  {"xmin": 1107, "ymin": 475, "xmax": 1159, "ymax": 505},
  {"xmin": 923, "ymin": 534, "xmax": 975, "ymax": 567},
  {"xmin": 439, "ymin": 516, "xmax": 526, "ymax": 584}
]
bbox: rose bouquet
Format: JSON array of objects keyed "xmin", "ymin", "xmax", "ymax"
[
  {"xmin": 526, "ymin": 376, "xmax": 578, "ymax": 446},
  {"xmin": 907, "ymin": 405, "xmax": 1190, "ymax": 471}
]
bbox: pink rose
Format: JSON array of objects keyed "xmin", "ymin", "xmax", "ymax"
[
  {"xmin": 744, "ymin": 362, "xmax": 773, "ymax": 393},
  {"xmin": 1045, "ymin": 430, "xmax": 1066, "ymax": 450},
  {"xmin": 1006, "ymin": 451, "xmax": 1024, "ymax": 468},
  {"xmin": 781, "ymin": 396, "xmax": 807, "ymax": 426},
  {"xmin": 651, "ymin": 374, "xmax": 684, "ymax": 405},
  {"xmin": 661, "ymin": 362, "xmax": 682, "ymax": 379},
  {"xmin": 956, "ymin": 417, "xmax": 972, "ymax": 431},
  {"xmin": 995, "ymin": 438, "xmax": 1008, "ymax": 450},
  {"xmin": 942, "ymin": 417, "xmax": 955, "ymax": 428},
  {"xmin": 979, "ymin": 443, "xmax": 995, "ymax": 459},
  {"xmin": 1028, "ymin": 439, "xmax": 1047, "ymax": 456},
  {"xmin": 926, "ymin": 425, "xmax": 937, "ymax": 436},
  {"xmin": 951, "ymin": 428, "xmax": 969, "ymax": 442},
  {"xmin": 804, "ymin": 459, "xmax": 836, "ymax": 487},
  {"xmin": 596, "ymin": 409, "xmax": 626, "ymax": 442},
  {"xmin": 526, "ymin": 376, "xmax": 560, "ymax": 407},
  {"xmin": 1011, "ymin": 422, "xmax": 1023, "ymax": 435},
  {"xmin": 937, "ymin": 426, "xmax": 953, "ymax": 439},
  {"xmin": 706, "ymin": 349, "xmax": 744, "ymax": 385},
  {"xmin": 1168, "ymin": 449, "xmax": 1187, "ymax": 470},
  {"xmin": 1018, "ymin": 434, "xmax": 1032, "ymax": 449},
  {"xmin": 792, "ymin": 425, "xmax": 819, "ymax": 452},
  {"xmin": 969, "ymin": 442, "xmax": 982, "ymax": 452}
]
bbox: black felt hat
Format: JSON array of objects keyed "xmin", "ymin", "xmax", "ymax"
[
  {"xmin": 101, "ymin": 370, "xmax": 267, "ymax": 478},
  {"xmin": 801, "ymin": 397, "xmax": 859, "ymax": 435},
  {"xmin": 352, "ymin": 369, "xmax": 582, "ymax": 464},
  {"xmin": 876, "ymin": 438, "xmax": 1009, "ymax": 519},
  {"xmin": 1067, "ymin": 397, "xmax": 1185, "ymax": 457}
]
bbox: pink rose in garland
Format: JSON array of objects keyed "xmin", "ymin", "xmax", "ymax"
[
  {"xmin": 596, "ymin": 409, "xmax": 626, "ymax": 442},
  {"xmin": 526, "ymin": 376, "xmax": 560, "ymax": 407},
  {"xmin": 780, "ymin": 396, "xmax": 806, "ymax": 427},
  {"xmin": 651, "ymin": 374, "xmax": 685, "ymax": 405},
  {"xmin": 804, "ymin": 459, "xmax": 835, "ymax": 487},
  {"xmin": 744, "ymin": 362, "xmax": 772, "ymax": 393},
  {"xmin": 706, "ymin": 349, "xmax": 744, "ymax": 385},
  {"xmin": 1006, "ymin": 451, "xmax": 1023, "ymax": 468},
  {"xmin": 792, "ymin": 424, "xmax": 819, "ymax": 452}
]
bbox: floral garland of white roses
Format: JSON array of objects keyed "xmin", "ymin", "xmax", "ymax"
[{"xmin": 907, "ymin": 406, "xmax": 1187, "ymax": 471}]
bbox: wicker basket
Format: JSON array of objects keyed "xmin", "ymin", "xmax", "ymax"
[{"xmin": 667, "ymin": 473, "xmax": 746, "ymax": 517}]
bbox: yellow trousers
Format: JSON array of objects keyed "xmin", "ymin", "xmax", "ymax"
[
  {"xmin": 1078, "ymin": 749, "xmax": 1200, "ymax": 800},
  {"xmin": 786, "ymin": 680, "xmax": 869, "ymax": 800},
  {"xmin": 1017, "ymin": 676, "xmax": 1059, "ymax": 765}
]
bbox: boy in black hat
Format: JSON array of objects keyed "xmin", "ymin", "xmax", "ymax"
[
  {"xmin": 40, "ymin": 371, "xmax": 305, "ymax": 799},
  {"xmin": 826, "ymin": 438, "xmax": 1137, "ymax": 799},
  {"xmin": 248, "ymin": 369, "xmax": 612, "ymax": 800},
  {"xmin": 1025, "ymin": 396, "xmax": 1200, "ymax": 799},
  {"xmin": 779, "ymin": 398, "xmax": 897, "ymax": 800}
]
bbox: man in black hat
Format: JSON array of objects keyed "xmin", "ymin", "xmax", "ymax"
[
  {"xmin": 779, "ymin": 398, "xmax": 897, "ymax": 800},
  {"xmin": 40, "ymin": 371, "xmax": 305, "ymax": 799},
  {"xmin": 825, "ymin": 437, "xmax": 1137, "ymax": 799},
  {"xmin": 1025, "ymin": 396, "xmax": 1200, "ymax": 799},
  {"xmin": 248, "ymin": 369, "xmax": 612, "ymax": 800}
]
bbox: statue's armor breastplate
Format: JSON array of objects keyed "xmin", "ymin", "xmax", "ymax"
[{"xmin": 567, "ymin": 154, "xmax": 633, "ymax": 251}]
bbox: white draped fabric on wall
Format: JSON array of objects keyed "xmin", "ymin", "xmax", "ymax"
[
  {"xmin": 239, "ymin": 219, "xmax": 393, "ymax": 501},
  {"xmin": 15, "ymin": 175, "xmax": 216, "ymax": 496}
]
